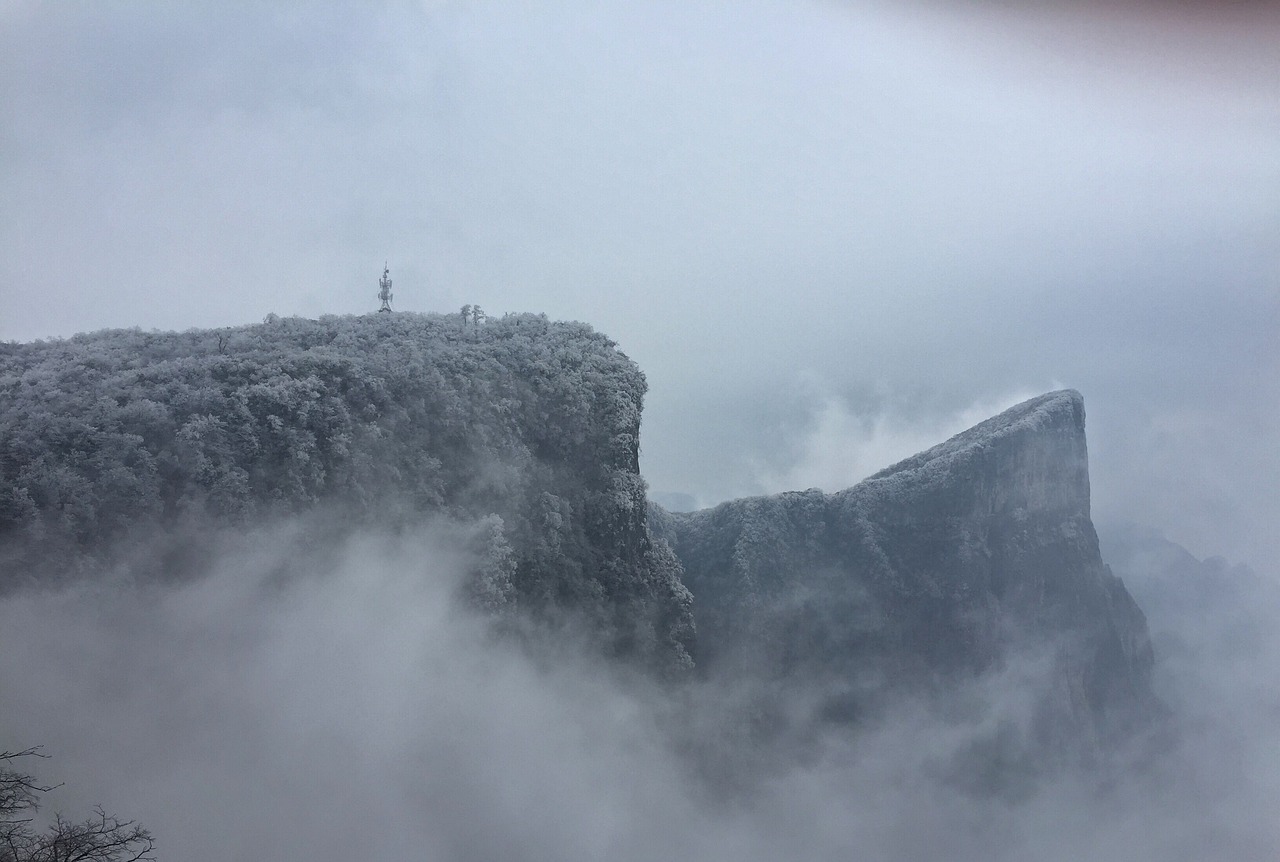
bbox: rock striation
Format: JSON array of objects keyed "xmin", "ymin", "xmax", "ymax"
[{"xmin": 651, "ymin": 391, "xmax": 1156, "ymax": 748}]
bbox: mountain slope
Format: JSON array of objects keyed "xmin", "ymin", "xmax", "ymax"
[
  {"xmin": 652, "ymin": 391, "xmax": 1156, "ymax": 748},
  {"xmin": 0, "ymin": 312, "xmax": 693, "ymax": 670}
]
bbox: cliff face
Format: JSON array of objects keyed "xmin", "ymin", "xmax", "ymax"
[
  {"xmin": 652, "ymin": 391, "xmax": 1155, "ymax": 745},
  {"xmin": 0, "ymin": 313, "xmax": 693, "ymax": 671},
  {"xmin": 1, "ymin": 314, "xmax": 1155, "ymax": 726}
]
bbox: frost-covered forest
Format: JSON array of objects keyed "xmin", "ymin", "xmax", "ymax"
[{"xmin": 0, "ymin": 312, "xmax": 691, "ymax": 669}]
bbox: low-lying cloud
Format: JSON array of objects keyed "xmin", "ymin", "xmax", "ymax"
[
  {"xmin": 2, "ymin": 519, "xmax": 1277, "ymax": 860},
  {"xmin": 751, "ymin": 386, "xmax": 1046, "ymax": 495}
]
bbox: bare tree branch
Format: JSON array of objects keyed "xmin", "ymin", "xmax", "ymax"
[{"xmin": 0, "ymin": 750, "xmax": 154, "ymax": 862}]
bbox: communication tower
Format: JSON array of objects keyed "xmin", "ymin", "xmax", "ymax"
[{"xmin": 378, "ymin": 263, "xmax": 393, "ymax": 313}]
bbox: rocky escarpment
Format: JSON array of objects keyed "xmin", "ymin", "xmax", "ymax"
[
  {"xmin": 0, "ymin": 312, "xmax": 1156, "ymax": 725},
  {"xmin": 0, "ymin": 313, "xmax": 693, "ymax": 671},
  {"xmin": 652, "ymin": 391, "xmax": 1156, "ymax": 748}
]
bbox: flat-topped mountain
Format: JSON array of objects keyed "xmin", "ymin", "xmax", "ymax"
[
  {"xmin": 2, "ymin": 317, "xmax": 1156, "ymax": 754},
  {"xmin": 652, "ymin": 391, "xmax": 1156, "ymax": 749},
  {"xmin": 0, "ymin": 312, "xmax": 693, "ymax": 670}
]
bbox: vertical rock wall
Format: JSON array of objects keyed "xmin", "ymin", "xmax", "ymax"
[{"xmin": 654, "ymin": 391, "xmax": 1156, "ymax": 747}]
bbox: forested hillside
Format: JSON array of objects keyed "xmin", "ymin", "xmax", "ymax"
[{"xmin": 0, "ymin": 312, "xmax": 692, "ymax": 670}]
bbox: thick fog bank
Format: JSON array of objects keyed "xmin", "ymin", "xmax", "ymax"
[{"xmin": 2, "ymin": 520, "xmax": 1277, "ymax": 861}]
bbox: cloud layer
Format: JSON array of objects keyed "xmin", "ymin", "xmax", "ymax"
[{"xmin": 0, "ymin": 519, "xmax": 1276, "ymax": 860}]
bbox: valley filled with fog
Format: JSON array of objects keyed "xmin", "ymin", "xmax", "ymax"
[{"xmin": 2, "ymin": 505, "xmax": 1277, "ymax": 861}]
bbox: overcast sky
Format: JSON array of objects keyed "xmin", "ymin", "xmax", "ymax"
[{"xmin": 2, "ymin": 0, "xmax": 1277, "ymax": 567}]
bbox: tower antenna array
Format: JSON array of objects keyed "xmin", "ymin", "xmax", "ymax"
[{"xmin": 378, "ymin": 263, "xmax": 393, "ymax": 313}]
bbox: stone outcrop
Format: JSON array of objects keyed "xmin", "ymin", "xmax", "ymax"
[{"xmin": 651, "ymin": 391, "xmax": 1156, "ymax": 747}]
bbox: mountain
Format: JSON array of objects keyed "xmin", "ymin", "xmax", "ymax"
[
  {"xmin": 0, "ymin": 312, "xmax": 693, "ymax": 671},
  {"xmin": 651, "ymin": 391, "xmax": 1157, "ymax": 751},
  {"xmin": 1, "ymin": 317, "xmax": 1158, "ymax": 754}
]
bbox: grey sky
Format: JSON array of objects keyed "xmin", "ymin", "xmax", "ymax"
[{"xmin": 2, "ymin": 0, "xmax": 1277, "ymax": 565}]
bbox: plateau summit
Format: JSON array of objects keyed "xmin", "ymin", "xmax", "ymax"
[{"xmin": 0, "ymin": 312, "xmax": 1156, "ymax": 756}]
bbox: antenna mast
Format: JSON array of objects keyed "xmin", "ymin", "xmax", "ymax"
[{"xmin": 378, "ymin": 263, "xmax": 393, "ymax": 313}]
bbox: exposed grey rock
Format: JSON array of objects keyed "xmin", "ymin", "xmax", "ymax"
[{"xmin": 653, "ymin": 391, "xmax": 1156, "ymax": 750}]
